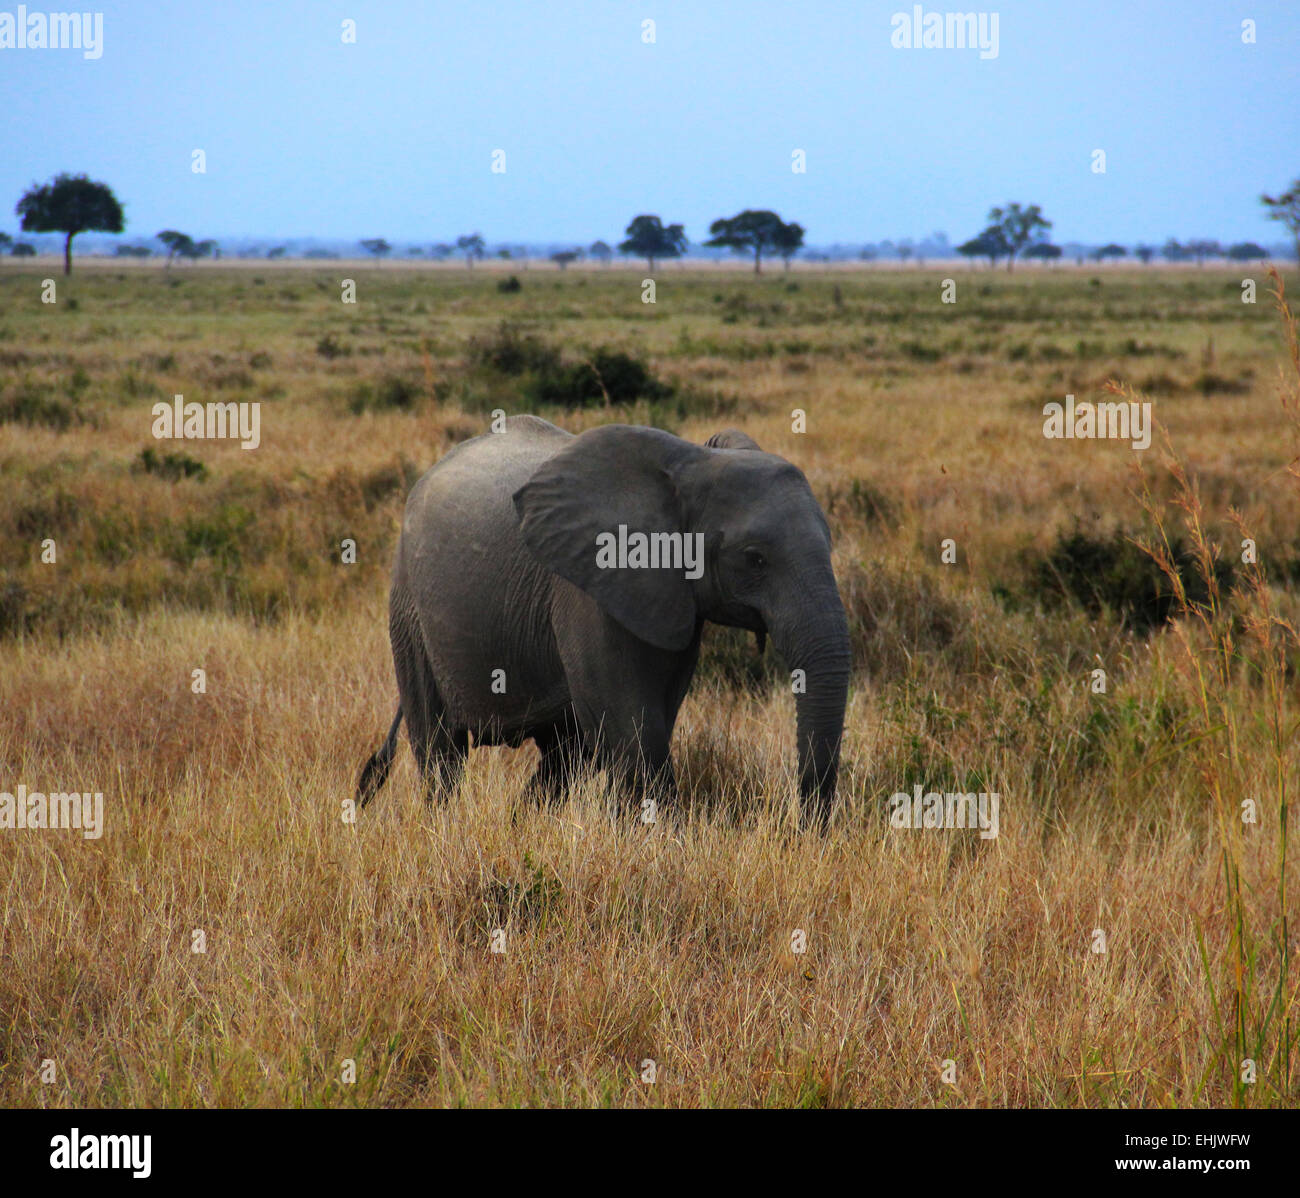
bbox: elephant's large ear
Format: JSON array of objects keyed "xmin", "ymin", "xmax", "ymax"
[
  {"xmin": 513, "ymin": 425, "xmax": 706, "ymax": 651},
  {"xmin": 704, "ymin": 428, "xmax": 763, "ymax": 451}
]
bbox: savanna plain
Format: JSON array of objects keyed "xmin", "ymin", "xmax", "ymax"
[{"xmin": 1, "ymin": 260, "xmax": 1298, "ymax": 1107}]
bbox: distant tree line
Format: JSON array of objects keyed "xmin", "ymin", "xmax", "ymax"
[{"xmin": 6, "ymin": 170, "xmax": 1299, "ymax": 273}]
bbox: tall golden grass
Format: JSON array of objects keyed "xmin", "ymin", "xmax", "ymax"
[{"xmin": 1, "ymin": 264, "xmax": 1296, "ymax": 1105}]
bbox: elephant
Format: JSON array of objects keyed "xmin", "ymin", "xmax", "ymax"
[{"xmin": 356, "ymin": 415, "xmax": 851, "ymax": 823}]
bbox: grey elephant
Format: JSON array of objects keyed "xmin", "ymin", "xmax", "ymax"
[{"xmin": 356, "ymin": 415, "xmax": 851, "ymax": 822}]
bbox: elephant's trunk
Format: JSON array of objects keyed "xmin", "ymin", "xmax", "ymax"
[{"xmin": 770, "ymin": 583, "xmax": 851, "ymax": 826}]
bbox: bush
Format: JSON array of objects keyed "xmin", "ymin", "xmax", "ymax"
[
  {"xmin": 467, "ymin": 321, "xmax": 561, "ymax": 376},
  {"xmin": 316, "ymin": 333, "xmax": 350, "ymax": 359},
  {"xmin": 525, "ymin": 348, "xmax": 673, "ymax": 408},
  {"xmin": 0, "ymin": 381, "xmax": 80, "ymax": 431},
  {"xmin": 170, "ymin": 504, "xmax": 255, "ymax": 571},
  {"xmin": 1010, "ymin": 526, "xmax": 1235, "ymax": 633},
  {"xmin": 135, "ymin": 447, "xmax": 208, "ymax": 482},
  {"xmin": 360, "ymin": 460, "xmax": 420, "ymax": 510},
  {"xmin": 898, "ymin": 339, "xmax": 942, "ymax": 363},
  {"xmin": 497, "ymin": 275, "xmax": 522, "ymax": 293},
  {"xmin": 1194, "ymin": 371, "xmax": 1250, "ymax": 396},
  {"xmin": 348, "ymin": 373, "xmax": 421, "ymax": 414},
  {"xmin": 462, "ymin": 325, "xmax": 674, "ymax": 410}
]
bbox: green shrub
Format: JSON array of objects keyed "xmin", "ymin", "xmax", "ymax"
[
  {"xmin": 1195, "ymin": 371, "xmax": 1250, "ymax": 396},
  {"xmin": 467, "ymin": 321, "xmax": 561, "ymax": 376},
  {"xmin": 316, "ymin": 333, "xmax": 350, "ymax": 359},
  {"xmin": 117, "ymin": 367, "xmax": 163, "ymax": 399},
  {"xmin": 898, "ymin": 339, "xmax": 942, "ymax": 363},
  {"xmin": 348, "ymin": 373, "xmax": 421, "ymax": 414},
  {"xmin": 0, "ymin": 381, "xmax": 79, "ymax": 431},
  {"xmin": 171, "ymin": 504, "xmax": 255, "ymax": 571},
  {"xmin": 525, "ymin": 348, "xmax": 672, "ymax": 408},
  {"xmin": 1009, "ymin": 526, "xmax": 1235, "ymax": 633},
  {"xmin": 136, "ymin": 446, "xmax": 208, "ymax": 482}
]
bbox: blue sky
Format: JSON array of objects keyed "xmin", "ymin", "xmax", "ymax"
[{"xmin": 2, "ymin": 1, "xmax": 1297, "ymax": 247}]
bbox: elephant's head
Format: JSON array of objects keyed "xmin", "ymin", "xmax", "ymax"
[{"xmin": 513, "ymin": 424, "xmax": 851, "ymax": 822}]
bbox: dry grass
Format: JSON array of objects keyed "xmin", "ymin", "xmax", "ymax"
[{"xmin": 1, "ymin": 262, "xmax": 1297, "ymax": 1106}]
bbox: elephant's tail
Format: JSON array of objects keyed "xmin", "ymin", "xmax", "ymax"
[{"xmin": 356, "ymin": 707, "xmax": 403, "ymax": 807}]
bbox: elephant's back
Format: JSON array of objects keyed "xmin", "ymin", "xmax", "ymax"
[
  {"xmin": 406, "ymin": 414, "xmax": 571, "ymax": 529},
  {"xmin": 395, "ymin": 415, "xmax": 573, "ymax": 730}
]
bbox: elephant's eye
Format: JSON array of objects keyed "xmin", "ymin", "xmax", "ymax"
[{"xmin": 744, "ymin": 549, "xmax": 767, "ymax": 571}]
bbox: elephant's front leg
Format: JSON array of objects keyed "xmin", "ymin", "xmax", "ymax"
[
  {"xmin": 523, "ymin": 718, "xmax": 591, "ymax": 807},
  {"xmin": 551, "ymin": 586, "xmax": 697, "ymax": 807},
  {"xmin": 602, "ymin": 714, "xmax": 676, "ymax": 804}
]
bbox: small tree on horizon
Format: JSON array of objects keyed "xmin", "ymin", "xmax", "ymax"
[
  {"xmin": 589, "ymin": 239, "xmax": 612, "ymax": 266},
  {"xmin": 1022, "ymin": 243, "xmax": 1063, "ymax": 264},
  {"xmin": 1186, "ymin": 239, "xmax": 1222, "ymax": 266},
  {"xmin": 157, "ymin": 229, "xmax": 195, "ymax": 268},
  {"xmin": 619, "ymin": 215, "xmax": 687, "ymax": 271},
  {"xmin": 157, "ymin": 230, "xmax": 216, "ymax": 264},
  {"xmin": 16, "ymin": 173, "xmax": 124, "ymax": 275},
  {"xmin": 773, "ymin": 220, "xmax": 806, "ymax": 272},
  {"xmin": 957, "ymin": 226, "xmax": 1011, "ymax": 269},
  {"xmin": 1227, "ymin": 241, "xmax": 1269, "ymax": 261},
  {"xmin": 984, "ymin": 203, "xmax": 1051, "ymax": 273},
  {"xmin": 360, "ymin": 238, "xmax": 391, "ymax": 260},
  {"xmin": 1261, "ymin": 179, "xmax": 1300, "ymax": 267},
  {"xmin": 705, "ymin": 209, "xmax": 799, "ymax": 274},
  {"xmin": 456, "ymin": 233, "xmax": 486, "ymax": 268}
]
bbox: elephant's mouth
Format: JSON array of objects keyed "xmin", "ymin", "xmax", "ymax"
[{"xmin": 754, "ymin": 628, "xmax": 767, "ymax": 656}]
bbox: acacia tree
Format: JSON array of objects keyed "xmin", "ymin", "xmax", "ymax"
[
  {"xmin": 1227, "ymin": 242, "xmax": 1268, "ymax": 262},
  {"xmin": 157, "ymin": 229, "xmax": 195, "ymax": 267},
  {"xmin": 773, "ymin": 221, "xmax": 806, "ymax": 272},
  {"xmin": 619, "ymin": 215, "xmax": 687, "ymax": 271},
  {"xmin": 157, "ymin": 230, "xmax": 216, "ymax": 265},
  {"xmin": 957, "ymin": 227, "xmax": 1011, "ymax": 269},
  {"xmin": 16, "ymin": 173, "xmax": 124, "ymax": 275},
  {"xmin": 1023, "ymin": 242, "xmax": 1063, "ymax": 264},
  {"xmin": 588, "ymin": 239, "xmax": 612, "ymax": 266},
  {"xmin": 360, "ymin": 238, "xmax": 391, "ymax": 260},
  {"xmin": 456, "ymin": 233, "xmax": 486, "ymax": 268},
  {"xmin": 984, "ymin": 203, "xmax": 1051, "ymax": 273},
  {"xmin": 1261, "ymin": 180, "xmax": 1300, "ymax": 267},
  {"xmin": 705, "ymin": 209, "xmax": 799, "ymax": 274}
]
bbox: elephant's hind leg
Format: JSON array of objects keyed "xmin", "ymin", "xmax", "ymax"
[{"xmin": 391, "ymin": 582, "xmax": 466, "ymax": 803}]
